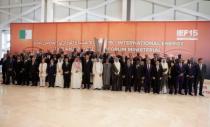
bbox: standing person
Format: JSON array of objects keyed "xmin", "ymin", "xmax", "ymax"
[
  {"xmin": 133, "ymin": 60, "xmax": 140, "ymax": 92},
  {"xmin": 151, "ymin": 53, "xmax": 158, "ymax": 66},
  {"xmin": 82, "ymin": 54, "xmax": 92, "ymax": 89},
  {"xmin": 47, "ymin": 59, "xmax": 56, "ymax": 87},
  {"xmin": 22, "ymin": 56, "xmax": 30, "ymax": 86},
  {"xmin": 0, "ymin": 54, "xmax": 7, "ymax": 84},
  {"xmin": 30, "ymin": 56, "xmax": 39, "ymax": 86},
  {"xmin": 71, "ymin": 57, "xmax": 82, "ymax": 89},
  {"xmin": 92, "ymin": 58, "xmax": 103, "ymax": 89},
  {"xmin": 39, "ymin": 58, "xmax": 47, "ymax": 87},
  {"xmin": 119, "ymin": 53, "xmax": 126, "ymax": 91},
  {"xmin": 144, "ymin": 59, "xmax": 153, "ymax": 93},
  {"xmin": 5, "ymin": 55, "xmax": 15, "ymax": 85},
  {"xmin": 15, "ymin": 56, "xmax": 24, "ymax": 85},
  {"xmin": 161, "ymin": 58, "xmax": 169, "ymax": 94},
  {"xmin": 62, "ymin": 57, "xmax": 71, "ymax": 88},
  {"xmin": 195, "ymin": 58, "xmax": 206, "ymax": 96},
  {"xmin": 176, "ymin": 54, "xmax": 182, "ymax": 63},
  {"xmin": 185, "ymin": 60, "xmax": 196, "ymax": 95},
  {"xmin": 111, "ymin": 58, "xmax": 121, "ymax": 91},
  {"xmin": 102, "ymin": 58, "xmax": 112, "ymax": 90},
  {"xmin": 176, "ymin": 59, "xmax": 186, "ymax": 94},
  {"xmin": 55, "ymin": 57, "xmax": 64, "ymax": 87},
  {"xmin": 133, "ymin": 53, "xmax": 142, "ymax": 65},
  {"xmin": 152, "ymin": 61, "xmax": 163, "ymax": 94},
  {"xmin": 168, "ymin": 62, "xmax": 177, "ymax": 94},
  {"xmin": 134, "ymin": 60, "xmax": 145, "ymax": 92},
  {"xmin": 124, "ymin": 59, "xmax": 133, "ymax": 92}
]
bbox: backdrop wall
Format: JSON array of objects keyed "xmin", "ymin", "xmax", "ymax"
[{"xmin": 10, "ymin": 21, "xmax": 210, "ymax": 78}]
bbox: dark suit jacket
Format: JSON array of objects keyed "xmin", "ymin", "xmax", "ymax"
[
  {"xmin": 185, "ymin": 64, "xmax": 196, "ymax": 77},
  {"xmin": 152, "ymin": 65, "xmax": 163, "ymax": 79},
  {"xmin": 196, "ymin": 64, "xmax": 206, "ymax": 79},
  {"xmin": 0, "ymin": 58, "xmax": 7, "ymax": 73},
  {"xmin": 144, "ymin": 64, "xmax": 154, "ymax": 79},
  {"xmin": 47, "ymin": 64, "xmax": 56, "ymax": 76},
  {"xmin": 23, "ymin": 60, "xmax": 30, "ymax": 76},
  {"xmin": 169, "ymin": 65, "xmax": 176, "ymax": 78},
  {"xmin": 175, "ymin": 63, "xmax": 186, "ymax": 77},
  {"xmin": 6, "ymin": 57, "xmax": 15, "ymax": 72},
  {"xmin": 82, "ymin": 59, "xmax": 93, "ymax": 75},
  {"xmin": 29, "ymin": 61, "xmax": 39, "ymax": 80},
  {"xmin": 62, "ymin": 62, "xmax": 71, "ymax": 75},
  {"xmin": 134, "ymin": 65, "xmax": 144, "ymax": 79},
  {"xmin": 15, "ymin": 61, "xmax": 24, "ymax": 74},
  {"xmin": 124, "ymin": 65, "xmax": 134, "ymax": 78}
]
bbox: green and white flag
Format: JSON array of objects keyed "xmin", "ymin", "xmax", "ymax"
[{"xmin": 19, "ymin": 29, "xmax": 32, "ymax": 40}]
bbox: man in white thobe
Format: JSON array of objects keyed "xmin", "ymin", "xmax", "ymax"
[
  {"xmin": 39, "ymin": 58, "xmax": 47, "ymax": 87},
  {"xmin": 71, "ymin": 58, "xmax": 82, "ymax": 89},
  {"xmin": 161, "ymin": 58, "xmax": 169, "ymax": 93},
  {"xmin": 93, "ymin": 58, "xmax": 103, "ymax": 89},
  {"xmin": 55, "ymin": 58, "xmax": 64, "ymax": 87}
]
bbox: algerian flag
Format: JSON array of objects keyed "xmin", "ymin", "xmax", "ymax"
[{"xmin": 19, "ymin": 29, "xmax": 32, "ymax": 40}]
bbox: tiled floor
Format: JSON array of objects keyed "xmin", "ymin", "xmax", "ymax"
[{"xmin": 0, "ymin": 85, "xmax": 209, "ymax": 127}]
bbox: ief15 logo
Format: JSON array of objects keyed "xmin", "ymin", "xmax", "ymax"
[{"xmin": 176, "ymin": 29, "xmax": 198, "ymax": 41}]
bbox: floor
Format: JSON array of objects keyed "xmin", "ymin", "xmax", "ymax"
[{"xmin": 0, "ymin": 85, "xmax": 210, "ymax": 127}]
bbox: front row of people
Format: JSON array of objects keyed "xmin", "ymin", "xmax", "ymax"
[{"xmin": 1, "ymin": 54, "xmax": 206, "ymax": 96}]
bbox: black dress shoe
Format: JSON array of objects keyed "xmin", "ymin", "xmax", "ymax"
[
  {"xmin": 189, "ymin": 93, "xmax": 193, "ymax": 96},
  {"xmin": 199, "ymin": 94, "xmax": 204, "ymax": 96}
]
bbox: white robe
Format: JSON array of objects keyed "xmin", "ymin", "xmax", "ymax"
[
  {"xmin": 39, "ymin": 63, "xmax": 47, "ymax": 77},
  {"xmin": 39, "ymin": 63, "xmax": 47, "ymax": 87},
  {"xmin": 114, "ymin": 62, "xmax": 121, "ymax": 75},
  {"xmin": 93, "ymin": 62, "xmax": 103, "ymax": 89},
  {"xmin": 161, "ymin": 62, "xmax": 169, "ymax": 93},
  {"xmin": 55, "ymin": 61, "xmax": 64, "ymax": 87},
  {"xmin": 71, "ymin": 62, "xmax": 82, "ymax": 89},
  {"xmin": 161, "ymin": 62, "xmax": 169, "ymax": 75}
]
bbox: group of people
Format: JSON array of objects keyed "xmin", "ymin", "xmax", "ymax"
[{"xmin": 0, "ymin": 49, "xmax": 207, "ymax": 96}]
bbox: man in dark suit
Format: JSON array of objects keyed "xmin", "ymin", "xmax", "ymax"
[
  {"xmin": 0, "ymin": 54, "xmax": 7, "ymax": 84},
  {"xmin": 144, "ymin": 59, "xmax": 153, "ymax": 93},
  {"xmin": 29, "ymin": 56, "xmax": 39, "ymax": 86},
  {"xmin": 195, "ymin": 58, "xmax": 206, "ymax": 96},
  {"xmin": 185, "ymin": 60, "xmax": 196, "ymax": 95},
  {"xmin": 152, "ymin": 60, "xmax": 163, "ymax": 94},
  {"xmin": 47, "ymin": 59, "xmax": 56, "ymax": 87},
  {"xmin": 15, "ymin": 56, "xmax": 24, "ymax": 85},
  {"xmin": 111, "ymin": 57, "xmax": 121, "ymax": 91},
  {"xmin": 5, "ymin": 55, "xmax": 15, "ymax": 85},
  {"xmin": 168, "ymin": 62, "xmax": 177, "ymax": 94},
  {"xmin": 124, "ymin": 59, "xmax": 133, "ymax": 92},
  {"xmin": 133, "ymin": 60, "xmax": 145, "ymax": 92},
  {"xmin": 175, "ymin": 59, "xmax": 186, "ymax": 94},
  {"xmin": 62, "ymin": 57, "xmax": 71, "ymax": 88},
  {"xmin": 119, "ymin": 54, "xmax": 126, "ymax": 91},
  {"xmin": 22, "ymin": 56, "xmax": 30, "ymax": 86},
  {"xmin": 82, "ymin": 54, "xmax": 93, "ymax": 89}
]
